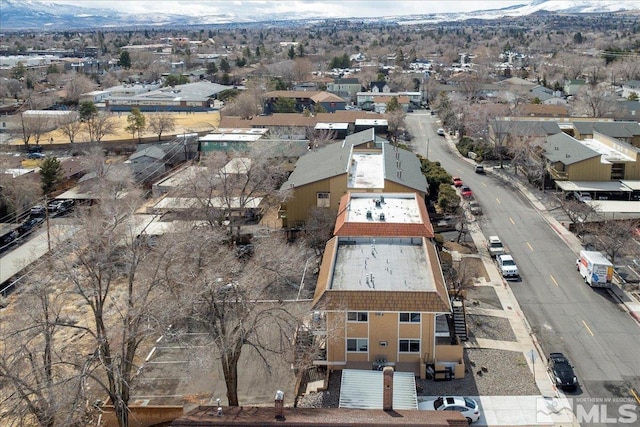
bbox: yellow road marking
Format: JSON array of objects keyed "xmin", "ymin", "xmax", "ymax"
[
  {"xmin": 527, "ymin": 242, "xmax": 534, "ymax": 251},
  {"xmin": 509, "ymin": 217, "xmax": 515, "ymax": 225},
  {"xmin": 582, "ymin": 320, "xmax": 595, "ymax": 336},
  {"xmin": 631, "ymin": 388, "xmax": 640, "ymax": 405},
  {"xmin": 496, "ymin": 198, "xmax": 501, "ymax": 204},
  {"xmin": 482, "ymin": 182, "xmax": 487, "ymax": 187},
  {"xmin": 550, "ymin": 275, "xmax": 559, "ymax": 287}
]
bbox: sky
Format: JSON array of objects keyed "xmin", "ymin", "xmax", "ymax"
[{"xmin": 41, "ymin": 0, "xmax": 528, "ymax": 18}]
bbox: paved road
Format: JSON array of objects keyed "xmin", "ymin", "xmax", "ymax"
[{"xmin": 406, "ymin": 112, "xmax": 640, "ymax": 425}]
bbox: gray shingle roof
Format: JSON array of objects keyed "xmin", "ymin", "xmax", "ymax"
[
  {"xmin": 493, "ymin": 120, "xmax": 561, "ymax": 136},
  {"xmin": 573, "ymin": 121, "xmax": 640, "ymax": 138},
  {"xmin": 281, "ymin": 128, "xmax": 427, "ymax": 193},
  {"xmin": 544, "ymin": 133, "xmax": 599, "ymax": 165}
]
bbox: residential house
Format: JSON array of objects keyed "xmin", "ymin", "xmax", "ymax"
[
  {"xmin": 571, "ymin": 121, "xmax": 640, "ymax": 147},
  {"xmin": 607, "ymin": 100, "xmax": 640, "ymax": 121},
  {"xmin": 170, "ymin": 405, "xmax": 467, "ymax": 426},
  {"xmin": 564, "ymin": 79, "xmax": 586, "ymax": 97},
  {"xmin": 326, "ymin": 78, "xmax": 362, "ymax": 103},
  {"xmin": 311, "ymin": 233, "xmax": 456, "ymax": 376},
  {"xmin": 370, "ymin": 81, "xmax": 391, "ymax": 93},
  {"xmin": 488, "ymin": 118, "xmax": 562, "ymax": 147},
  {"xmin": 543, "ymin": 132, "xmax": 640, "ymax": 182},
  {"xmin": 126, "ymin": 145, "xmax": 167, "ymax": 183},
  {"xmin": 279, "ymin": 129, "xmax": 428, "ymax": 229},
  {"xmin": 621, "ymin": 80, "xmax": 640, "ymax": 99},
  {"xmin": 518, "ymin": 104, "xmax": 568, "ymax": 117},
  {"xmin": 218, "ymin": 111, "xmax": 387, "ymax": 140},
  {"xmin": 356, "ymin": 93, "xmax": 410, "ymax": 113},
  {"xmin": 263, "ymin": 91, "xmax": 346, "ymax": 114}
]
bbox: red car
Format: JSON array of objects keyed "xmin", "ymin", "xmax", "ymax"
[
  {"xmin": 452, "ymin": 177, "xmax": 463, "ymax": 187},
  {"xmin": 461, "ymin": 185, "xmax": 473, "ymax": 198}
]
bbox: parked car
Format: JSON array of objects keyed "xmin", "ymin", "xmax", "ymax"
[
  {"xmin": 30, "ymin": 205, "xmax": 46, "ymax": 217},
  {"xmin": 468, "ymin": 200, "xmax": 483, "ymax": 215},
  {"xmin": 19, "ymin": 217, "xmax": 44, "ymax": 234},
  {"xmin": 47, "ymin": 199, "xmax": 74, "ymax": 214},
  {"xmin": 27, "ymin": 152, "xmax": 45, "ymax": 160},
  {"xmin": 437, "ymin": 128, "xmax": 446, "ymax": 136},
  {"xmin": 430, "ymin": 396, "xmax": 481, "ymax": 423},
  {"xmin": 487, "ymin": 236, "xmax": 505, "ymax": 257},
  {"xmin": 461, "ymin": 185, "xmax": 473, "ymax": 198},
  {"xmin": 452, "ymin": 177, "xmax": 463, "ymax": 188},
  {"xmin": 497, "ymin": 254, "xmax": 519, "ymax": 279},
  {"xmin": 573, "ymin": 191, "xmax": 592, "ymax": 202},
  {"xmin": 474, "ymin": 164, "xmax": 485, "ymax": 174},
  {"xmin": 548, "ymin": 352, "xmax": 578, "ymax": 391}
]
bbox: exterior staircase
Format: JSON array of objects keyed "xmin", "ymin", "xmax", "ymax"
[{"xmin": 451, "ymin": 298, "xmax": 468, "ymax": 341}]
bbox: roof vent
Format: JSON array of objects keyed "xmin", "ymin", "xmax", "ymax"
[
  {"xmin": 379, "ymin": 213, "xmax": 385, "ymax": 221},
  {"xmin": 366, "ymin": 210, "xmax": 373, "ymax": 219},
  {"xmin": 566, "ymin": 154, "xmax": 570, "ymax": 158},
  {"xmin": 375, "ymin": 199, "xmax": 381, "ymax": 207},
  {"xmin": 380, "ymin": 195, "xmax": 385, "ymax": 204}
]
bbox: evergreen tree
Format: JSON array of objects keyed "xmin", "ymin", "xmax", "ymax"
[
  {"xmin": 40, "ymin": 156, "xmax": 63, "ymax": 194},
  {"xmin": 288, "ymin": 45, "xmax": 296, "ymax": 60},
  {"xmin": 118, "ymin": 51, "xmax": 131, "ymax": 69}
]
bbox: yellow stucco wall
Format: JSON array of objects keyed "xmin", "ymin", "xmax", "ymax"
[
  {"xmin": 325, "ymin": 311, "xmax": 436, "ymax": 370},
  {"xmin": 285, "ymin": 178, "xmax": 426, "ymax": 227}
]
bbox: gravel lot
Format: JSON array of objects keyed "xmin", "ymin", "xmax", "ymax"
[{"xmin": 467, "ymin": 314, "xmax": 517, "ymax": 342}]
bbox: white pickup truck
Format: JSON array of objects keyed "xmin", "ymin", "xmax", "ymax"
[
  {"xmin": 487, "ymin": 235, "xmax": 505, "ymax": 257},
  {"xmin": 497, "ymin": 254, "xmax": 519, "ymax": 279}
]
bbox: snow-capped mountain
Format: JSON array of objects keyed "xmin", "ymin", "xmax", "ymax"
[{"xmin": 0, "ymin": 0, "xmax": 638, "ymax": 30}]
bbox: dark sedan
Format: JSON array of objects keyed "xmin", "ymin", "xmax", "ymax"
[{"xmin": 548, "ymin": 352, "xmax": 578, "ymax": 391}]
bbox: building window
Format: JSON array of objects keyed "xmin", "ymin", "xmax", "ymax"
[
  {"xmin": 317, "ymin": 192, "xmax": 330, "ymax": 208},
  {"xmin": 347, "ymin": 312, "xmax": 368, "ymax": 322},
  {"xmin": 399, "ymin": 339, "xmax": 420, "ymax": 353},
  {"xmin": 347, "ymin": 338, "xmax": 368, "ymax": 352},
  {"xmin": 399, "ymin": 312, "xmax": 421, "ymax": 323}
]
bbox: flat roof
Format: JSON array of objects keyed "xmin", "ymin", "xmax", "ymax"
[
  {"xmin": 154, "ymin": 165, "xmax": 207, "ymax": 190},
  {"xmin": 315, "ymin": 122, "xmax": 350, "ymax": 130},
  {"xmin": 215, "ymin": 128, "xmax": 268, "ymax": 135},
  {"xmin": 348, "ymin": 152, "xmax": 385, "ymax": 189},
  {"xmin": 555, "ymin": 181, "xmax": 632, "ymax": 192},
  {"xmin": 580, "ymin": 138, "xmax": 636, "ymax": 163},
  {"xmin": 620, "ymin": 180, "xmax": 640, "ymax": 191},
  {"xmin": 153, "ymin": 197, "xmax": 262, "ymax": 211},
  {"xmin": 329, "ymin": 237, "xmax": 433, "ymax": 292},
  {"xmin": 199, "ymin": 134, "xmax": 263, "ymax": 142},
  {"xmin": 355, "ymin": 119, "xmax": 388, "ymax": 126},
  {"xmin": 346, "ymin": 193, "xmax": 422, "ymax": 223},
  {"xmin": 584, "ymin": 200, "xmax": 640, "ymax": 213}
]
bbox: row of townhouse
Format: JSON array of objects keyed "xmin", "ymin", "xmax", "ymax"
[
  {"xmin": 488, "ymin": 116, "xmax": 640, "ymax": 209},
  {"xmin": 280, "ymin": 128, "xmax": 465, "ymax": 379}
]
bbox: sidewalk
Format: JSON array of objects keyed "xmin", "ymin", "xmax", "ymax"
[
  {"xmin": 442, "ymin": 131, "xmax": 640, "ymax": 324},
  {"xmin": 490, "ymin": 165, "xmax": 640, "ymax": 324}
]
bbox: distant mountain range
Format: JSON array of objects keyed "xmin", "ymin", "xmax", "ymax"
[{"xmin": 1, "ymin": 0, "xmax": 638, "ymax": 31}]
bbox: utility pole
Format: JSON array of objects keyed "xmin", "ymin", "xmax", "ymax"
[{"xmin": 45, "ymin": 195, "xmax": 51, "ymax": 251}]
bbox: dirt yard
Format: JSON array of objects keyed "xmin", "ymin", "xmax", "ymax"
[{"xmin": 5, "ymin": 111, "xmax": 221, "ymax": 146}]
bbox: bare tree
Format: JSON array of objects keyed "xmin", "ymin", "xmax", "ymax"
[
  {"xmin": 20, "ymin": 112, "xmax": 52, "ymax": 148},
  {"xmin": 166, "ymin": 228, "xmax": 312, "ymax": 406},
  {"xmin": 572, "ymin": 84, "xmax": 616, "ymax": 117},
  {"xmin": 64, "ymin": 74, "xmax": 97, "ymax": 104},
  {"xmin": 303, "ymin": 207, "xmax": 336, "ymax": 255},
  {"xmin": 0, "ymin": 276, "xmax": 90, "ymax": 427},
  {"xmin": 50, "ymin": 160, "xmax": 174, "ymax": 427},
  {"xmin": 557, "ymin": 197, "xmax": 600, "ymax": 238},
  {"xmin": 592, "ymin": 219, "xmax": 638, "ymax": 265},
  {"xmin": 57, "ymin": 112, "xmax": 82, "ymax": 143},
  {"xmin": 385, "ymin": 108, "xmax": 406, "ymax": 145},
  {"xmin": 84, "ymin": 112, "xmax": 116, "ymax": 143},
  {"xmin": 147, "ymin": 113, "xmax": 177, "ymax": 141},
  {"xmin": 222, "ymin": 90, "xmax": 261, "ymax": 119},
  {"xmin": 292, "ymin": 58, "xmax": 313, "ymax": 83}
]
